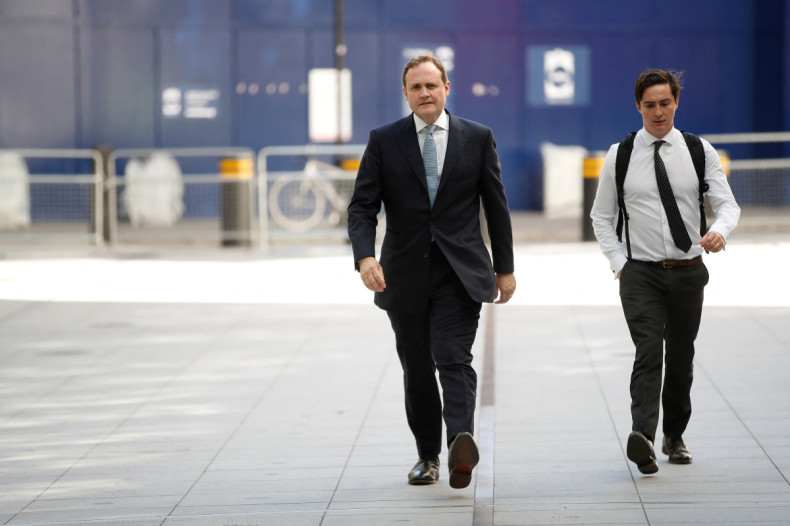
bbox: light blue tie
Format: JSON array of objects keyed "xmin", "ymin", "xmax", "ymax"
[{"xmin": 423, "ymin": 124, "xmax": 439, "ymax": 207}]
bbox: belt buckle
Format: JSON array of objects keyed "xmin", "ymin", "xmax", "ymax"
[{"xmin": 662, "ymin": 260, "xmax": 674, "ymax": 269}]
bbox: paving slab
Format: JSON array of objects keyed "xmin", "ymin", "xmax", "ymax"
[{"xmin": 0, "ymin": 238, "xmax": 789, "ymax": 525}]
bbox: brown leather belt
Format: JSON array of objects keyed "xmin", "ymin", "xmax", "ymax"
[{"xmin": 633, "ymin": 256, "xmax": 702, "ymax": 269}]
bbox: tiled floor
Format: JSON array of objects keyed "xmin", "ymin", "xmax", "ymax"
[{"xmin": 1, "ymin": 239, "xmax": 789, "ymax": 525}]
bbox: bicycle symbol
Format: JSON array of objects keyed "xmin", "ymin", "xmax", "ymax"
[{"xmin": 267, "ymin": 158, "xmax": 355, "ymax": 232}]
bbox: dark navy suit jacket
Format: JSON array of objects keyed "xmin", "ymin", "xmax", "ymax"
[{"xmin": 347, "ymin": 110, "xmax": 514, "ymax": 313}]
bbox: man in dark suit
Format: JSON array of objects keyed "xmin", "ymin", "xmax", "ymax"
[{"xmin": 347, "ymin": 55, "xmax": 516, "ymax": 489}]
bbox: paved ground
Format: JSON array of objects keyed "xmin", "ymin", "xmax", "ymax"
[{"xmin": 1, "ymin": 231, "xmax": 789, "ymax": 525}]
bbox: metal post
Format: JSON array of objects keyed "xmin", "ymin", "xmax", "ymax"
[
  {"xmin": 91, "ymin": 144, "xmax": 112, "ymax": 244},
  {"xmin": 334, "ymin": 0, "xmax": 349, "ymax": 229},
  {"xmin": 258, "ymin": 151, "xmax": 270, "ymax": 249},
  {"xmin": 334, "ymin": 0, "xmax": 346, "ymax": 147}
]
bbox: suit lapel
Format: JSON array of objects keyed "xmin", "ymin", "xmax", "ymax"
[
  {"xmin": 394, "ymin": 111, "xmax": 467, "ymax": 199},
  {"xmin": 438, "ymin": 112, "xmax": 467, "ymax": 195},
  {"xmin": 396, "ymin": 115, "xmax": 428, "ymax": 192}
]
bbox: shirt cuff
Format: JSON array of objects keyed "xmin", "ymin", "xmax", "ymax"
[{"xmin": 611, "ymin": 255, "xmax": 628, "ymax": 279}]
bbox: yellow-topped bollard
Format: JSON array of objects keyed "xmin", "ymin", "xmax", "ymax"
[
  {"xmin": 340, "ymin": 158, "xmax": 361, "ymax": 171},
  {"xmin": 220, "ymin": 158, "xmax": 254, "ymax": 247},
  {"xmin": 582, "ymin": 152, "xmax": 606, "ymax": 241},
  {"xmin": 220, "ymin": 158, "xmax": 253, "ymax": 179},
  {"xmin": 718, "ymin": 150, "xmax": 730, "ymax": 176}
]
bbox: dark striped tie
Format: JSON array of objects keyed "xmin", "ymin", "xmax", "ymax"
[
  {"xmin": 423, "ymin": 125, "xmax": 439, "ymax": 207},
  {"xmin": 654, "ymin": 140, "xmax": 692, "ymax": 252}
]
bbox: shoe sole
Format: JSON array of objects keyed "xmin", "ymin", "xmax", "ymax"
[
  {"xmin": 408, "ymin": 478, "xmax": 437, "ymax": 485},
  {"xmin": 448, "ymin": 433, "xmax": 479, "ymax": 489},
  {"xmin": 627, "ymin": 433, "xmax": 658, "ymax": 474}
]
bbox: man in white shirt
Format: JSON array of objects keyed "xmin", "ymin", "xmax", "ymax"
[{"xmin": 590, "ymin": 68, "xmax": 740, "ymax": 475}]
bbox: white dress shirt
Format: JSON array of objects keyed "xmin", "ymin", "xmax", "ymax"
[
  {"xmin": 591, "ymin": 127, "xmax": 741, "ymax": 276},
  {"xmin": 414, "ymin": 110, "xmax": 449, "ymax": 179}
]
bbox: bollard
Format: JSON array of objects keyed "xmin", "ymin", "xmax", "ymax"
[
  {"xmin": 339, "ymin": 158, "xmax": 360, "ymax": 171},
  {"xmin": 582, "ymin": 152, "xmax": 605, "ymax": 241},
  {"xmin": 718, "ymin": 149, "xmax": 730, "ymax": 177},
  {"xmin": 338, "ymin": 157, "xmax": 360, "ymax": 229},
  {"xmin": 704, "ymin": 149, "xmax": 730, "ymax": 223},
  {"xmin": 220, "ymin": 158, "xmax": 253, "ymax": 247},
  {"xmin": 91, "ymin": 144, "xmax": 112, "ymax": 244}
]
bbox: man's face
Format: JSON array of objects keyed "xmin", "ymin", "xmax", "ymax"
[
  {"xmin": 636, "ymin": 83, "xmax": 678, "ymax": 139},
  {"xmin": 402, "ymin": 62, "xmax": 450, "ymax": 124}
]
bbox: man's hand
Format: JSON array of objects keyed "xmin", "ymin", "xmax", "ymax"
[
  {"xmin": 359, "ymin": 257, "xmax": 386, "ymax": 292},
  {"xmin": 494, "ymin": 273, "xmax": 516, "ymax": 304},
  {"xmin": 701, "ymin": 231, "xmax": 725, "ymax": 253}
]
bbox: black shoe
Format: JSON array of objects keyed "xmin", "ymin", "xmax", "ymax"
[
  {"xmin": 627, "ymin": 432, "xmax": 658, "ymax": 474},
  {"xmin": 408, "ymin": 458, "xmax": 439, "ymax": 485},
  {"xmin": 662, "ymin": 436, "xmax": 692, "ymax": 464},
  {"xmin": 447, "ymin": 432, "xmax": 479, "ymax": 489}
]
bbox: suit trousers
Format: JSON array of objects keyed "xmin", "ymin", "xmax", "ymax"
[
  {"xmin": 619, "ymin": 259, "xmax": 709, "ymax": 444},
  {"xmin": 386, "ymin": 242, "xmax": 482, "ymax": 460}
]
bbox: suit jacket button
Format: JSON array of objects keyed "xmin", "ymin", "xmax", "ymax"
[{"xmin": 423, "ymin": 252, "xmax": 429, "ymax": 258}]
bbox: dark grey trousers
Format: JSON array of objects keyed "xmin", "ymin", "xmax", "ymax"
[{"xmin": 619, "ymin": 259, "xmax": 709, "ymax": 443}]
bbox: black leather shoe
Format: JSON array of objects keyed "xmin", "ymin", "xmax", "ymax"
[
  {"xmin": 627, "ymin": 432, "xmax": 658, "ymax": 474},
  {"xmin": 408, "ymin": 458, "xmax": 439, "ymax": 485},
  {"xmin": 662, "ymin": 436, "xmax": 692, "ymax": 464},
  {"xmin": 447, "ymin": 432, "xmax": 479, "ymax": 489}
]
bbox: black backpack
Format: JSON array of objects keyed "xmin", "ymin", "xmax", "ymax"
[{"xmin": 615, "ymin": 131, "xmax": 708, "ymax": 258}]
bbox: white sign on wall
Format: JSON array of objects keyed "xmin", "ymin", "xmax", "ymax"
[
  {"xmin": 162, "ymin": 86, "xmax": 220, "ymax": 119},
  {"xmin": 543, "ymin": 48, "xmax": 576, "ymax": 105},
  {"xmin": 308, "ymin": 68, "xmax": 352, "ymax": 142},
  {"xmin": 527, "ymin": 46, "xmax": 590, "ymax": 107}
]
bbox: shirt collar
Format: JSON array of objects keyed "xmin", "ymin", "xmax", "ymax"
[
  {"xmin": 414, "ymin": 110, "xmax": 449, "ymax": 133},
  {"xmin": 640, "ymin": 126, "xmax": 678, "ymax": 146}
]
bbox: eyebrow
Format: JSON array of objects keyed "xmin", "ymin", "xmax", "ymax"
[{"xmin": 409, "ymin": 82, "xmax": 438, "ymax": 89}]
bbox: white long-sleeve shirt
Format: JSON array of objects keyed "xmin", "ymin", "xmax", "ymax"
[{"xmin": 590, "ymin": 127, "xmax": 741, "ymax": 276}]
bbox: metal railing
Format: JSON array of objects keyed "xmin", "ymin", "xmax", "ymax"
[
  {"xmin": 3, "ymin": 134, "xmax": 787, "ymax": 248},
  {"xmin": 703, "ymin": 130, "xmax": 790, "ymax": 204},
  {"xmin": 701, "ymin": 131, "xmax": 790, "ymax": 144},
  {"xmin": 0, "ymin": 148, "xmax": 105, "ymax": 245},
  {"xmin": 108, "ymin": 147, "xmax": 256, "ymax": 246},
  {"xmin": 1, "ymin": 144, "xmax": 367, "ymax": 248},
  {"xmin": 700, "ymin": 132, "xmax": 790, "ymax": 233},
  {"xmin": 257, "ymin": 144, "xmax": 366, "ymax": 247}
]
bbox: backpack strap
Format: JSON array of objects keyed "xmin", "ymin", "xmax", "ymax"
[
  {"xmin": 615, "ymin": 132, "xmax": 637, "ymax": 259},
  {"xmin": 680, "ymin": 130, "xmax": 709, "ymax": 235},
  {"xmin": 615, "ymin": 131, "xmax": 708, "ymax": 259}
]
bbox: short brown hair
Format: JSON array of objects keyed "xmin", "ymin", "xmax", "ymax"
[
  {"xmin": 635, "ymin": 68, "xmax": 684, "ymax": 104},
  {"xmin": 402, "ymin": 55, "xmax": 448, "ymax": 88}
]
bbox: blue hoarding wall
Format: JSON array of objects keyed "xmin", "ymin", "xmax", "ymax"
[{"xmin": 0, "ymin": 0, "xmax": 787, "ymax": 210}]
